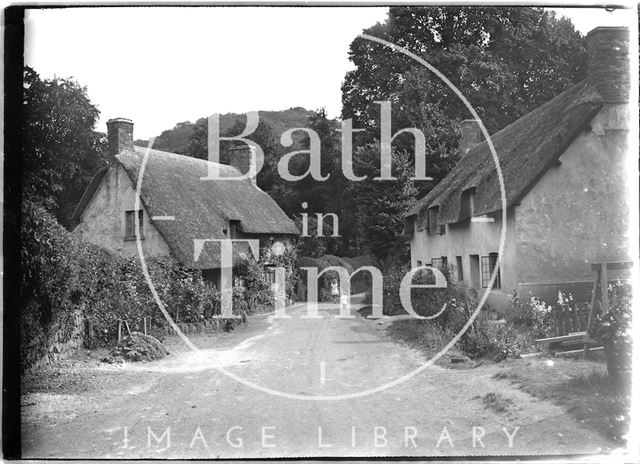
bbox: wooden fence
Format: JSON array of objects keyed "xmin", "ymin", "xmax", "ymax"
[{"xmin": 552, "ymin": 303, "xmax": 591, "ymax": 337}]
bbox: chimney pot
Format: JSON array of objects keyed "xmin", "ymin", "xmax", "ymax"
[
  {"xmin": 459, "ymin": 119, "xmax": 482, "ymax": 158},
  {"xmin": 107, "ymin": 118, "xmax": 134, "ymax": 158},
  {"xmin": 586, "ymin": 27, "xmax": 630, "ymax": 102},
  {"xmin": 229, "ymin": 145, "xmax": 257, "ymax": 185}
]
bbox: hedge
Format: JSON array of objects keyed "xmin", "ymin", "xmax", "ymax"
[{"xmin": 20, "ymin": 200, "xmax": 297, "ymax": 370}]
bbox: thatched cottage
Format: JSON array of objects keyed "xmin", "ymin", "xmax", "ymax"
[
  {"xmin": 404, "ymin": 27, "xmax": 631, "ymax": 309},
  {"xmin": 71, "ymin": 118, "xmax": 299, "ymax": 288}
]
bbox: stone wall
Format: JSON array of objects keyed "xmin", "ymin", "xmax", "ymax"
[{"xmin": 23, "ymin": 309, "xmax": 85, "ymax": 372}]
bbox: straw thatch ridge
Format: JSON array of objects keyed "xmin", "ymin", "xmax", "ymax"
[
  {"xmin": 73, "ymin": 147, "xmax": 298, "ymax": 269},
  {"xmin": 408, "ymin": 80, "xmax": 603, "ymax": 226}
]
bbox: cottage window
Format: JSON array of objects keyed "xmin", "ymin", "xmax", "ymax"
[
  {"xmin": 460, "ymin": 188, "xmax": 475, "ymax": 219},
  {"xmin": 431, "ymin": 257, "xmax": 447, "ymax": 272},
  {"xmin": 417, "ymin": 260, "xmax": 423, "ymax": 267},
  {"xmin": 456, "ymin": 256, "xmax": 463, "ymax": 281},
  {"xmin": 481, "ymin": 253, "xmax": 501, "ymax": 288},
  {"xmin": 229, "ymin": 220, "xmax": 240, "ymax": 239},
  {"xmin": 125, "ymin": 210, "xmax": 144, "ymax": 240},
  {"xmin": 427, "ymin": 207, "xmax": 440, "ymax": 236},
  {"xmin": 264, "ymin": 266, "xmax": 276, "ymax": 284}
]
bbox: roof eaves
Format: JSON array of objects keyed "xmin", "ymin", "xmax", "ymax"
[{"xmin": 69, "ymin": 166, "xmax": 109, "ymax": 231}]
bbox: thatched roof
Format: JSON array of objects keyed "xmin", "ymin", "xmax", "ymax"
[
  {"xmin": 73, "ymin": 147, "xmax": 298, "ymax": 269},
  {"xmin": 408, "ymin": 80, "xmax": 604, "ymax": 226}
]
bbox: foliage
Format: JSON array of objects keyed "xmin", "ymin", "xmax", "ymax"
[
  {"xmin": 232, "ymin": 238, "xmax": 298, "ymax": 310},
  {"xmin": 20, "ymin": 201, "xmax": 222, "ymax": 368},
  {"xmin": 20, "ymin": 200, "xmax": 80, "ymax": 369},
  {"xmin": 297, "ymin": 254, "xmax": 360, "ymax": 302},
  {"xmin": 156, "ymin": 107, "xmax": 315, "ymax": 157},
  {"xmin": 342, "ymin": 7, "xmax": 585, "ymax": 195},
  {"xmin": 484, "ymin": 324, "xmax": 532, "ymax": 361},
  {"xmin": 589, "ymin": 281, "xmax": 633, "ymax": 385},
  {"xmin": 23, "ymin": 66, "xmax": 108, "ymax": 225},
  {"xmin": 506, "ymin": 292, "xmax": 555, "ymax": 339},
  {"xmin": 141, "ymin": 121, "xmax": 195, "ymax": 154},
  {"xmin": 379, "ymin": 268, "xmax": 542, "ymax": 360},
  {"xmin": 348, "ymin": 143, "xmax": 418, "ymax": 263}
]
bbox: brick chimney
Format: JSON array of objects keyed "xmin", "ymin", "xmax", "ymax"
[
  {"xmin": 458, "ymin": 119, "xmax": 483, "ymax": 158},
  {"xmin": 586, "ymin": 27, "xmax": 630, "ymax": 102},
  {"xmin": 107, "ymin": 118, "xmax": 134, "ymax": 157},
  {"xmin": 229, "ymin": 145, "xmax": 257, "ymax": 184}
]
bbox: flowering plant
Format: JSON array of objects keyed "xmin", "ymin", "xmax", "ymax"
[{"xmin": 589, "ymin": 281, "xmax": 632, "ymax": 385}]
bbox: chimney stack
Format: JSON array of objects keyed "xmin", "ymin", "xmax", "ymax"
[
  {"xmin": 458, "ymin": 119, "xmax": 483, "ymax": 158},
  {"xmin": 586, "ymin": 27, "xmax": 630, "ymax": 103},
  {"xmin": 229, "ymin": 145, "xmax": 257, "ymax": 185},
  {"xmin": 107, "ymin": 118, "xmax": 134, "ymax": 157}
]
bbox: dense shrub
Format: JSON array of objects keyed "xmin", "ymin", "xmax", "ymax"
[
  {"xmin": 21, "ymin": 200, "xmax": 82, "ymax": 368},
  {"xmin": 506, "ymin": 292, "xmax": 555, "ymax": 339},
  {"xmin": 381, "ymin": 264, "xmax": 453, "ymax": 316},
  {"xmin": 380, "ymin": 265, "xmax": 499, "ymax": 358},
  {"xmin": 21, "ymin": 201, "xmax": 296, "ymax": 368},
  {"xmin": 589, "ymin": 281, "xmax": 632, "ymax": 385}
]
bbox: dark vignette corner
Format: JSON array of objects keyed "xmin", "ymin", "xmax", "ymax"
[{"xmin": 3, "ymin": 4, "xmax": 25, "ymax": 460}]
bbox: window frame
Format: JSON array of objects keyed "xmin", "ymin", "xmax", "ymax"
[
  {"xmin": 481, "ymin": 253, "xmax": 501, "ymax": 288},
  {"xmin": 456, "ymin": 256, "xmax": 464, "ymax": 281},
  {"xmin": 124, "ymin": 209, "xmax": 144, "ymax": 240},
  {"xmin": 427, "ymin": 207, "xmax": 439, "ymax": 236},
  {"xmin": 430, "ymin": 257, "xmax": 447, "ymax": 273},
  {"xmin": 460, "ymin": 187, "xmax": 476, "ymax": 219},
  {"xmin": 264, "ymin": 265, "xmax": 277, "ymax": 285},
  {"xmin": 229, "ymin": 220, "xmax": 240, "ymax": 239}
]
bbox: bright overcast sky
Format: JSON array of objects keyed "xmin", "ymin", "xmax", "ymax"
[{"xmin": 24, "ymin": 5, "xmax": 633, "ymax": 139}]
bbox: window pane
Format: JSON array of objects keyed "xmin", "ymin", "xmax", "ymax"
[
  {"xmin": 481, "ymin": 256, "xmax": 490, "ymax": 287},
  {"xmin": 125, "ymin": 210, "xmax": 143, "ymax": 238},
  {"xmin": 125, "ymin": 211, "xmax": 134, "ymax": 237}
]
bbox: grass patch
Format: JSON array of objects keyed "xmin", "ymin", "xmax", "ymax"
[
  {"xmin": 493, "ymin": 358, "xmax": 631, "ymax": 442},
  {"xmin": 384, "ymin": 319, "xmax": 472, "ymax": 368},
  {"xmin": 481, "ymin": 392, "xmax": 513, "ymax": 413}
]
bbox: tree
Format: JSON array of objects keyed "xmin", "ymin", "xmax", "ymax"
[
  {"xmin": 184, "ymin": 116, "xmax": 282, "ymax": 193},
  {"xmin": 151, "ymin": 121, "xmax": 196, "ymax": 154},
  {"xmin": 342, "ymin": 7, "xmax": 586, "ymax": 194},
  {"xmin": 22, "ymin": 67, "xmax": 107, "ymax": 225},
  {"xmin": 348, "ymin": 143, "xmax": 418, "ymax": 264}
]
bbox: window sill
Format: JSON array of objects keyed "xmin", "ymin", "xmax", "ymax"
[{"xmin": 124, "ymin": 236, "xmax": 145, "ymax": 241}]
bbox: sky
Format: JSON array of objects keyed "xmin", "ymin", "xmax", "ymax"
[{"xmin": 24, "ymin": 5, "xmax": 633, "ymax": 140}]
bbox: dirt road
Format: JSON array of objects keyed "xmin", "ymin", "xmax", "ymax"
[{"xmin": 22, "ymin": 302, "xmax": 613, "ymax": 458}]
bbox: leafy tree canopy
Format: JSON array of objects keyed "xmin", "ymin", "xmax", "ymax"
[
  {"xmin": 342, "ymin": 7, "xmax": 586, "ymax": 188},
  {"xmin": 23, "ymin": 66, "xmax": 107, "ymax": 225}
]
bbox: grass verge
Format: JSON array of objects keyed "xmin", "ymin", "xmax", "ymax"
[
  {"xmin": 493, "ymin": 358, "xmax": 631, "ymax": 442},
  {"xmin": 383, "ymin": 318, "xmax": 475, "ymax": 368}
]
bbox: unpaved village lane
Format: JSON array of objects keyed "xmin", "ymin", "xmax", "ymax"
[{"xmin": 22, "ymin": 303, "xmax": 613, "ymax": 458}]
